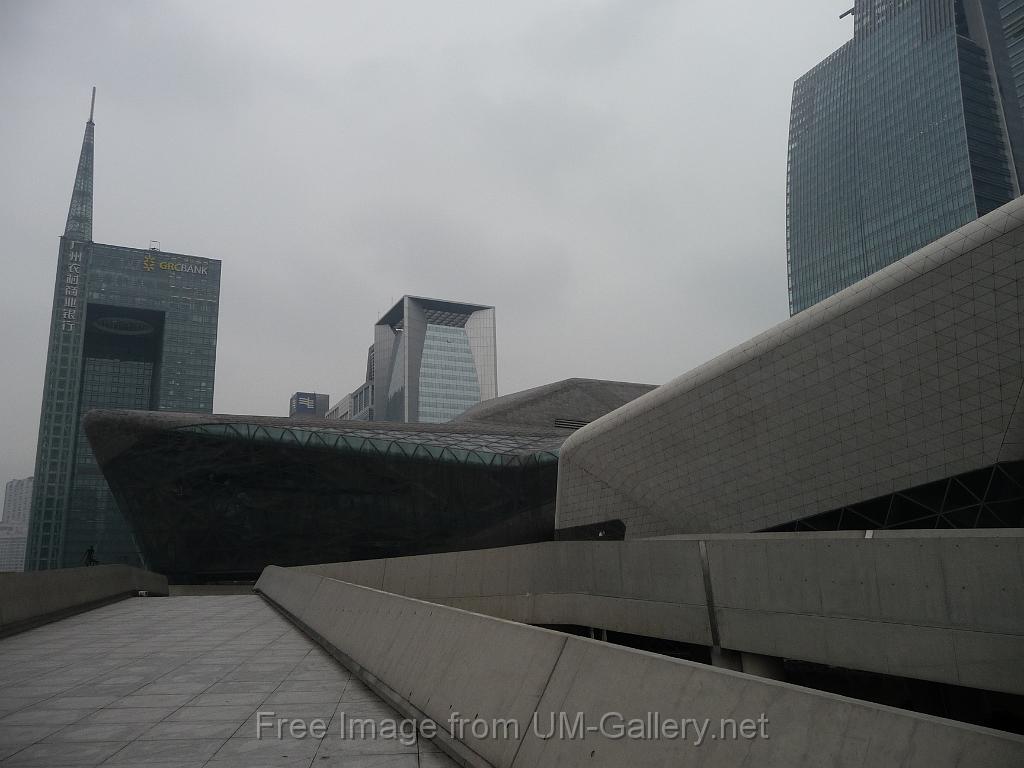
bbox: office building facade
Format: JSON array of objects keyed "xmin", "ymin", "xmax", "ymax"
[
  {"xmin": 335, "ymin": 297, "xmax": 496, "ymax": 424},
  {"xmin": 325, "ymin": 401, "xmax": 350, "ymax": 420},
  {"xmin": 0, "ymin": 477, "xmax": 33, "ymax": 571},
  {"xmin": 289, "ymin": 392, "xmax": 329, "ymax": 418},
  {"xmin": 374, "ymin": 296, "xmax": 496, "ymax": 423},
  {"xmin": 327, "ymin": 347, "xmax": 373, "ymax": 421},
  {"xmin": 0, "ymin": 528, "xmax": 28, "ymax": 572},
  {"xmin": 786, "ymin": 0, "xmax": 1024, "ymax": 314},
  {"xmin": 25, "ymin": 92, "xmax": 221, "ymax": 570},
  {"xmin": 2, "ymin": 477, "xmax": 33, "ymax": 526}
]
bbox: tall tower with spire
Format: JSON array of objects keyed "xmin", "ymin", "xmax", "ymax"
[
  {"xmin": 63, "ymin": 87, "xmax": 95, "ymax": 242},
  {"xmin": 25, "ymin": 91, "xmax": 222, "ymax": 571}
]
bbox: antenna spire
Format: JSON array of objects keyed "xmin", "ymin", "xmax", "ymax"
[{"xmin": 64, "ymin": 89, "xmax": 96, "ymax": 241}]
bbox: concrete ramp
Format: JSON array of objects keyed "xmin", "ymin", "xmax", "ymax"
[
  {"xmin": 0, "ymin": 564, "xmax": 168, "ymax": 637},
  {"xmin": 255, "ymin": 564, "xmax": 1024, "ymax": 768}
]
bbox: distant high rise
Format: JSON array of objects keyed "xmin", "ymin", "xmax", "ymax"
[
  {"xmin": 786, "ymin": 0, "xmax": 1024, "ymax": 315},
  {"xmin": 289, "ymin": 392, "xmax": 329, "ymax": 418},
  {"xmin": 25, "ymin": 90, "xmax": 221, "ymax": 570},
  {"xmin": 0, "ymin": 477, "xmax": 33, "ymax": 572},
  {"xmin": 334, "ymin": 297, "xmax": 497, "ymax": 423},
  {"xmin": 374, "ymin": 296, "xmax": 497, "ymax": 423},
  {"xmin": 2, "ymin": 477, "xmax": 34, "ymax": 525}
]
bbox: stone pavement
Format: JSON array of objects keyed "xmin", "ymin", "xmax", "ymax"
[{"xmin": 0, "ymin": 595, "xmax": 456, "ymax": 767}]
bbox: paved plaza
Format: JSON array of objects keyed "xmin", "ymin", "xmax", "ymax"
[{"xmin": 0, "ymin": 595, "xmax": 455, "ymax": 767}]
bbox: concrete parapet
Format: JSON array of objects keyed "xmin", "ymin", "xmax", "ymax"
[
  {"xmin": 704, "ymin": 532, "xmax": 1024, "ymax": 694},
  {"xmin": 305, "ymin": 540, "xmax": 713, "ymax": 646},
  {"xmin": 0, "ymin": 565, "xmax": 168, "ymax": 636},
  {"xmin": 255, "ymin": 564, "xmax": 1024, "ymax": 768},
  {"xmin": 259, "ymin": 565, "xmax": 566, "ymax": 768},
  {"xmin": 300, "ymin": 531, "xmax": 1024, "ymax": 695}
]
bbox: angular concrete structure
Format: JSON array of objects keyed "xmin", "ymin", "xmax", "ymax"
[
  {"xmin": 299, "ymin": 532, "xmax": 1024, "ymax": 697},
  {"xmin": 557, "ymin": 197, "xmax": 1024, "ymax": 537},
  {"xmin": 255, "ymin": 565, "xmax": 1024, "ymax": 768}
]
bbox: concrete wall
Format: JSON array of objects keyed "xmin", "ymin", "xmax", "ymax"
[
  {"xmin": 255, "ymin": 565, "xmax": 1024, "ymax": 768},
  {"xmin": 706, "ymin": 530, "xmax": 1024, "ymax": 694},
  {"xmin": 300, "ymin": 531, "xmax": 1024, "ymax": 695},
  {"xmin": 555, "ymin": 196, "xmax": 1024, "ymax": 536},
  {"xmin": 302, "ymin": 540, "xmax": 712, "ymax": 647},
  {"xmin": 0, "ymin": 565, "xmax": 168, "ymax": 636}
]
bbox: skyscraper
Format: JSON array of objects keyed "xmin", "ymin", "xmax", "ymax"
[
  {"xmin": 25, "ymin": 90, "xmax": 221, "ymax": 570},
  {"xmin": 0, "ymin": 477, "xmax": 33, "ymax": 572},
  {"xmin": 373, "ymin": 296, "xmax": 496, "ymax": 423},
  {"xmin": 334, "ymin": 297, "xmax": 497, "ymax": 424},
  {"xmin": 786, "ymin": 0, "xmax": 1024, "ymax": 315}
]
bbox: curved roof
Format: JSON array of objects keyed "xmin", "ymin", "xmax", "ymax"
[
  {"xmin": 83, "ymin": 409, "xmax": 566, "ymax": 469},
  {"xmin": 556, "ymin": 196, "xmax": 1024, "ymax": 536},
  {"xmin": 455, "ymin": 378, "xmax": 657, "ymax": 430}
]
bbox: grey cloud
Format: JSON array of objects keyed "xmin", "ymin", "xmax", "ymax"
[{"xmin": 0, "ymin": 0, "xmax": 855, "ymax": 489}]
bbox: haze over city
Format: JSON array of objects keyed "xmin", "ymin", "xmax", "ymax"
[
  {"xmin": 0, "ymin": 1, "xmax": 852, "ymax": 486},
  {"xmin": 1, "ymin": 2, "xmax": 1023, "ymax": 764}
]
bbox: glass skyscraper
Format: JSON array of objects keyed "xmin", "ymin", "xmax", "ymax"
[
  {"xmin": 25, "ymin": 90, "xmax": 221, "ymax": 570},
  {"xmin": 786, "ymin": 0, "xmax": 1024, "ymax": 315}
]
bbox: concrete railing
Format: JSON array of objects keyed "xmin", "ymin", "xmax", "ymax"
[
  {"xmin": 303, "ymin": 538, "xmax": 714, "ymax": 644},
  {"xmin": 0, "ymin": 565, "xmax": 168, "ymax": 637},
  {"xmin": 300, "ymin": 531, "xmax": 1024, "ymax": 695},
  {"xmin": 255, "ymin": 565, "xmax": 1024, "ymax": 768}
]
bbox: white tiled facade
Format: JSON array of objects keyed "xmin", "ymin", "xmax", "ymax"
[{"xmin": 556, "ymin": 197, "xmax": 1024, "ymax": 536}]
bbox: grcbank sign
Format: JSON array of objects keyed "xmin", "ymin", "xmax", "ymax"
[{"xmin": 143, "ymin": 253, "xmax": 209, "ymax": 275}]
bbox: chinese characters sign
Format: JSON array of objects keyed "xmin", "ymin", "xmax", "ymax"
[{"xmin": 61, "ymin": 243, "xmax": 82, "ymax": 332}]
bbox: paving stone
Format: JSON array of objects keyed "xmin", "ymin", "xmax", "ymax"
[{"xmin": 0, "ymin": 596, "xmax": 443, "ymax": 767}]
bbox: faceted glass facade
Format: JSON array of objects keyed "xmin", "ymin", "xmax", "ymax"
[
  {"xmin": 1001, "ymin": 1, "xmax": 1024, "ymax": 111},
  {"xmin": 787, "ymin": 0, "xmax": 1021, "ymax": 315},
  {"xmin": 93, "ymin": 415, "xmax": 561, "ymax": 581},
  {"xmin": 26, "ymin": 241, "xmax": 220, "ymax": 570},
  {"xmin": 86, "ymin": 378, "xmax": 650, "ymax": 581},
  {"xmin": 764, "ymin": 461, "xmax": 1024, "ymax": 531}
]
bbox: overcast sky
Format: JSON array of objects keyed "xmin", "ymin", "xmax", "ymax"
[{"xmin": 0, "ymin": 1, "xmax": 853, "ymax": 488}]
